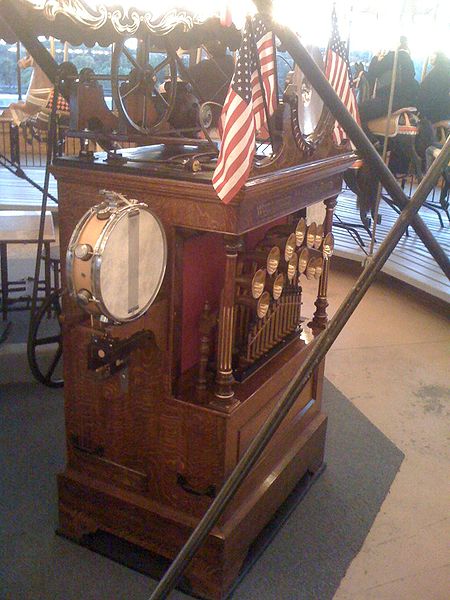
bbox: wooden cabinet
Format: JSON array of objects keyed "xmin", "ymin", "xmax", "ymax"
[{"xmin": 53, "ymin": 146, "xmax": 353, "ymax": 599}]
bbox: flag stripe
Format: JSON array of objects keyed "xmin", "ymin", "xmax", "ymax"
[
  {"xmin": 212, "ymin": 16, "xmax": 277, "ymax": 204},
  {"xmin": 325, "ymin": 8, "xmax": 361, "ymax": 146}
]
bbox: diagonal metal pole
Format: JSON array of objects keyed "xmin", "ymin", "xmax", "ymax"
[
  {"xmin": 148, "ymin": 138, "xmax": 450, "ymax": 600},
  {"xmin": 0, "ymin": 0, "xmax": 60, "ymax": 88},
  {"xmin": 271, "ymin": 23, "xmax": 449, "ymax": 280}
]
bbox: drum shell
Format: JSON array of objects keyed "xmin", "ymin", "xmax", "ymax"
[{"xmin": 67, "ymin": 207, "xmax": 106, "ymax": 317}]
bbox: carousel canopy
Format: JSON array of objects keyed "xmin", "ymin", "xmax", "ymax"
[
  {"xmin": 0, "ymin": 0, "xmax": 448, "ymax": 55},
  {"xmin": 0, "ymin": 0, "xmax": 246, "ymax": 46}
]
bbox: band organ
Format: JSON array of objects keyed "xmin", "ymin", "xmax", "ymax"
[{"xmin": 40, "ymin": 24, "xmax": 356, "ymax": 600}]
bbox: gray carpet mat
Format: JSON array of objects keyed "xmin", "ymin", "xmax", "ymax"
[{"xmin": 0, "ymin": 380, "xmax": 404, "ymax": 600}]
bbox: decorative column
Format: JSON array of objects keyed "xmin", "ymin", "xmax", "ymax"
[
  {"xmin": 309, "ymin": 195, "xmax": 337, "ymax": 336},
  {"xmin": 212, "ymin": 235, "xmax": 242, "ymax": 412}
]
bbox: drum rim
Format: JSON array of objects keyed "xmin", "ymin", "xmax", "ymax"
[
  {"xmin": 66, "ymin": 205, "xmax": 99, "ymax": 299},
  {"xmin": 91, "ymin": 204, "xmax": 167, "ymax": 322}
]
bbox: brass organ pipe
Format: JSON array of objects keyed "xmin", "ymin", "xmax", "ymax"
[
  {"xmin": 306, "ymin": 222, "xmax": 317, "ymax": 248},
  {"xmin": 283, "ymin": 292, "xmax": 290, "ymax": 334},
  {"xmin": 260, "ymin": 314, "xmax": 269, "ymax": 356},
  {"xmin": 267, "ymin": 303, "xmax": 276, "ymax": 348},
  {"xmin": 243, "ymin": 246, "xmax": 281, "ymax": 275},
  {"xmin": 289, "ymin": 290, "xmax": 295, "ymax": 331},
  {"xmin": 287, "ymin": 290, "xmax": 294, "ymax": 333},
  {"xmin": 235, "ymin": 268, "xmax": 267, "ymax": 299},
  {"xmin": 275, "ymin": 297, "xmax": 284, "ymax": 341}
]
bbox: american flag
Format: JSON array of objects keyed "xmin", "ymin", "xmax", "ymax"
[
  {"xmin": 325, "ymin": 7, "xmax": 360, "ymax": 145},
  {"xmin": 212, "ymin": 15, "xmax": 277, "ymax": 204}
]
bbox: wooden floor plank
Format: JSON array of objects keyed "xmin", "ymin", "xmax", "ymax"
[
  {"xmin": 0, "ymin": 166, "xmax": 58, "ymax": 211},
  {"xmin": 334, "ymin": 190, "xmax": 450, "ymax": 302}
]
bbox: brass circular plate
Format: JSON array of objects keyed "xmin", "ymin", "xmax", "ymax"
[
  {"xmin": 266, "ymin": 246, "xmax": 280, "ymax": 275},
  {"xmin": 295, "ymin": 218, "xmax": 307, "ymax": 247},
  {"xmin": 306, "ymin": 257, "xmax": 316, "ymax": 280},
  {"xmin": 298, "ymin": 247, "xmax": 310, "ymax": 273},
  {"xmin": 284, "ymin": 233, "xmax": 297, "ymax": 262},
  {"xmin": 272, "ymin": 273, "xmax": 285, "ymax": 300},
  {"xmin": 251, "ymin": 268, "xmax": 267, "ymax": 299},
  {"xmin": 287, "ymin": 253, "xmax": 298, "ymax": 282},
  {"xmin": 322, "ymin": 232, "xmax": 335, "ymax": 258},
  {"xmin": 313, "ymin": 256, "xmax": 324, "ymax": 279},
  {"xmin": 306, "ymin": 222, "xmax": 317, "ymax": 248},
  {"xmin": 257, "ymin": 291, "xmax": 271, "ymax": 319},
  {"xmin": 314, "ymin": 224, "xmax": 324, "ymax": 249}
]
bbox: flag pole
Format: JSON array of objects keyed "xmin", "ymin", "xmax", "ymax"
[{"xmin": 367, "ymin": 46, "xmax": 400, "ymax": 258}]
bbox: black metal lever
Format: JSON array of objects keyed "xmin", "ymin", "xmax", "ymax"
[{"xmin": 176, "ymin": 474, "xmax": 216, "ymax": 499}]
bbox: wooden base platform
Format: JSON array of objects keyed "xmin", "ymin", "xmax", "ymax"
[
  {"xmin": 58, "ymin": 464, "xmax": 326, "ymax": 599},
  {"xmin": 57, "ymin": 330, "xmax": 326, "ymax": 600}
]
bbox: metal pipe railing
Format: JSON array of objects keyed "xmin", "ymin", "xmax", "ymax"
[{"xmin": 148, "ymin": 136, "xmax": 450, "ymax": 599}]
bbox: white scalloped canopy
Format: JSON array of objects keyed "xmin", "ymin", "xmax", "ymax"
[
  {"xmin": 0, "ymin": 0, "xmax": 246, "ymax": 46},
  {"xmin": 25, "ymin": 0, "xmax": 221, "ymax": 35}
]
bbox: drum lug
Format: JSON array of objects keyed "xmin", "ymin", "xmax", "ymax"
[
  {"xmin": 74, "ymin": 243, "xmax": 93, "ymax": 261},
  {"xmin": 77, "ymin": 289, "xmax": 93, "ymax": 306}
]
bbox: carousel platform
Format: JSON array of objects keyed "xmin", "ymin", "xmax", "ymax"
[
  {"xmin": 0, "ymin": 165, "xmax": 58, "ymax": 212},
  {"xmin": 333, "ymin": 188, "xmax": 450, "ymax": 304}
]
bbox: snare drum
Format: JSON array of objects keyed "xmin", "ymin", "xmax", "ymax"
[{"xmin": 67, "ymin": 192, "xmax": 167, "ymax": 322}]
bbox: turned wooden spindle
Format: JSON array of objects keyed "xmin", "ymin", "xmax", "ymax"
[
  {"xmin": 309, "ymin": 195, "xmax": 337, "ymax": 335},
  {"xmin": 196, "ymin": 301, "xmax": 216, "ymax": 396},
  {"xmin": 213, "ymin": 236, "xmax": 242, "ymax": 411}
]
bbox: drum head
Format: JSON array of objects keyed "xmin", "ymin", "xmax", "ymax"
[
  {"xmin": 292, "ymin": 46, "xmax": 325, "ymax": 136},
  {"xmin": 95, "ymin": 206, "xmax": 166, "ymax": 322}
]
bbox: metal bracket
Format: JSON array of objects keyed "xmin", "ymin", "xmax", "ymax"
[{"xmin": 87, "ymin": 330, "xmax": 153, "ymax": 378}]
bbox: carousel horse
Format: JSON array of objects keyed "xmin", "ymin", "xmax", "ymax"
[
  {"xmin": 2, "ymin": 55, "xmax": 53, "ymax": 126},
  {"xmin": 2, "ymin": 55, "xmax": 70, "ymax": 143},
  {"xmin": 345, "ymin": 64, "xmax": 435, "ymax": 228}
]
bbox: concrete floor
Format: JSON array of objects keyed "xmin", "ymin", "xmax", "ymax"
[
  {"xmin": 302, "ymin": 261, "xmax": 450, "ymax": 600},
  {"xmin": 1, "ymin": 240, "xmax": 449, "ymax": 599}
]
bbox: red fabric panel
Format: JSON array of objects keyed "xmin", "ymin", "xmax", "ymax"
[
  {"xmin": 180, "ymin": 218, "xmax": 289, "ymax": 373},
  {"xmin": 181, "ymin": 234, "xmax": 225, "ymax": 372}
]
